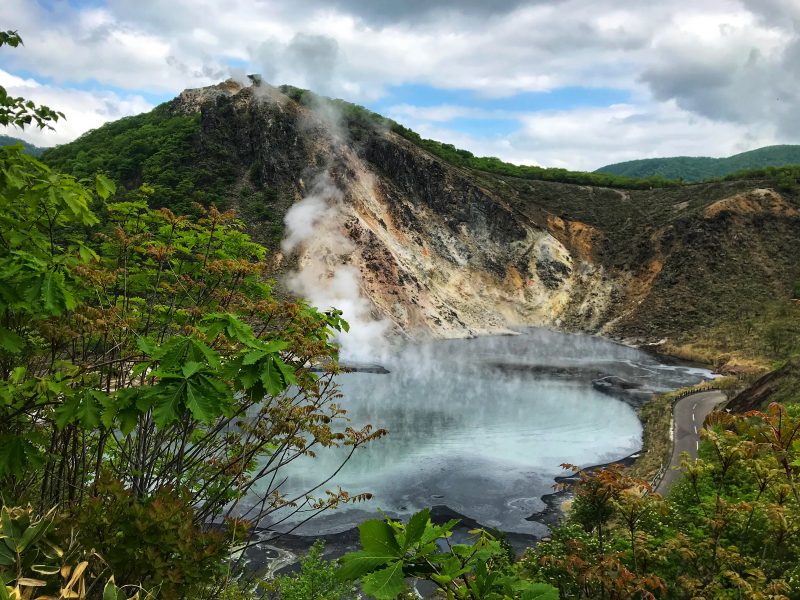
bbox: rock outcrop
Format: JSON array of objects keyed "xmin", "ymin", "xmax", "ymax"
[
  {"xmin": 172, "ymin": 81, "xmax": 614, "ymax": 339},
  {"xmin": 50, "ymin": 79, "xmax": 800, "ymax": 345}
]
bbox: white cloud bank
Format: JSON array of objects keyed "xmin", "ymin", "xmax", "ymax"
[
  {"xmin": 390, "ymin": 101, "xmax": 779, "ymax": 171},
  {"xmin": 0, "ymin": 69, "xmax": 152, "ymax": 147},
  {"xmin": 0, "ymin": 0, "xmax": 798, "ymax": 166}
]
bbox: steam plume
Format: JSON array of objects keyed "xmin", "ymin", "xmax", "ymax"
[{"xmin": 281, "ymin": 171, "xmax": 390, "ymax": 362}]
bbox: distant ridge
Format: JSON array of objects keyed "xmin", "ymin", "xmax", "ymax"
[
  {"xmin": 596, "ymin": 144, "xmax": 800, "ymax": 182},
  {"xmin": 0, "ymin": 134, "xmax": 47, "ymax": 157}
]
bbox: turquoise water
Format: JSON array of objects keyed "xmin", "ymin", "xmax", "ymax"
[{"xmin": 259, "ymin": 330, "xmax": 713, "ymax": 535}]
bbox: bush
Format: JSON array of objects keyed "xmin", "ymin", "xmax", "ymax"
[
  {"xmin": 71, "ymin": 475, "xmax": 229, "ymax": 599},
  {"xmin": 266, "ymin": 541, "xmax": 356, "ymax": 600}
]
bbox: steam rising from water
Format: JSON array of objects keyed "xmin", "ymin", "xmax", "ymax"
[
  {"xmin": 281, "ymin": 171, "xmax": 390, "ymax": 361},
  {"xmin": 262, "ymin": 331, "xmax": 716, "ymax": 536}
]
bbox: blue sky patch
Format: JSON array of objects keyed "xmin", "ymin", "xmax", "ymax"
[
  {"xmin": 363, "ymin": 83, "xmax": 629, "ymax": 137},
  {"xmin": 446, "ymin": 117, "xmax": 519, "ymax": 137},
  {"xmin": 367, "ymin": 83, "xmax": 630, "ymax": 114}
]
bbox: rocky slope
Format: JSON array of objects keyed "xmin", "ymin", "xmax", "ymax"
[
  {"xmin": 42, "ymin": 79, "xmax": 800, "ymax": 347},
  {"xmin": 726, "ymin": 359, "xmax": 800, "ymax": 412}
]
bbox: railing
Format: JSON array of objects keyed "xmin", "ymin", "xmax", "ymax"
[
  {"xmin": 671, "ymin": 384, "xmax": 720, "ymax": 400},
  {"xmin": 648, "ymin": 461, "xmax": 668, "ymax": 493},
  {"xmin": 645, "ymin": 386, "xmax": 723, "ymax": 494}
]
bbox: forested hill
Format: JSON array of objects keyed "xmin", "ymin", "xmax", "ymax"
[
  {"xmin": 596, "ymin": 144, "xmax": 800, "ymax": 181},
  {"xmin": 0, "ymin": 134, "xmax": 46, "ymax": 156}
]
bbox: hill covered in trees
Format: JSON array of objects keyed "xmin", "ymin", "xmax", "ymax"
[
  {"xmin": 597, "ymin": 144, "xmax": 800, "ymax": 181},
  {"xmin": 0, "ymin": 133, "xmax": 46, "ymax": 156}
]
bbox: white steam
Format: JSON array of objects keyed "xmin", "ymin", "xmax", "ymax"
[{"xmin": 281, "ymin": 172, "xmax": 390, "ymax": 362}]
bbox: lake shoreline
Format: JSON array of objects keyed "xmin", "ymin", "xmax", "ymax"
[{"xmin": 241, "ymin": 330, "xmax": 716, "ymax": 573}]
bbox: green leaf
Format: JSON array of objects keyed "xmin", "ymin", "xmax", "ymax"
[
  {"xmin": 200, "ymin": 313, "xmax": 255, "ymax": 344},
  {"xmin": 153, "ymin": 336, "xmax": 192, "ymax": 370},
  {"xmin": 359, "ymin": 519, "xmax": 401, "ymax": 557},
  {"xmin": 403, "ymin": 508, "xmax": 429, "ymax": 549},
  {"xmin": 54, "ymin": 395, "xmax": 81, "ymax": 429},
  {"xmin": 223, "ymin": 315, "xmax": 255, "ymax": 341},
  {"xmin": 337, "ymin": 550, "xmax": 395, "ymax": 581},
  {"xmin": 39, "ymin": 270, "xmax": 76, "ymax": 315},
  {"xmin": 62, "ymin": 188, "xmax": 88, "ymax": 218},
  {"xmin": 10, "ymin": 367, "xmax": 26, "ymax": 384},
  {"xmin": 151, "ymin": 382, "xmax": 184, "ymax": 427},
  {"xmin": 421, "ymin": 518, "xmax": 459, "ymax": 545},
  {"xmin": 118, "ymin": 407, "xmax": 140, "ymax": 436},
  {"xmin": 242, "ymin": 349, "xmax": 267, "ymax": 366},
  {"xmin": 76, "ymin": 393, "xmax": 102, "ymax": 428},
  {"xmin": 0, "ymin": 434, "xmax": 29, "ymax": 477},
  {"xmin": 103, "ymin": 577, "xmax": 126, "ymax": 600},
  {"xmin": 0, "ymin": 542, "xmax": 15, "ymax": 566},
  {"xmin": 40, "ymin": 271, "xmax": 65, "ymax": 314},
  {"xmin": 62, "ymin": 285, "xmax": 77, "ymax": 310},
  {"xmin": 136, "ymin": 336, "xmax": 156, "ymax": 355},
  {"xmin": 16, "ymin": 508, "xmax": 55, "ymax": 555},
  {"xmin": 0, "ymin": 326, "xmax": 24, "ymax": 353},
  {"xmin": 185, "ymin": 374, "xmax": 230, "ymax": 423},
  {"xmin": 259, "ymin": 356, "xmax": 285, "ymax": 396},
  {"xmin": 1, "ymin": 506, "xmax": 18, "ymax": 539},
  {"xmin": 274, "ymin": 356, "xmax": 297, "ymax": 386},
  {"xmin": 188, "ymin": 339, "xmax": 221, "ymax": 369},
  {"xmin": 95, "ymin": 174, "xmax": 116, "ymax": 200},
  {"xmin": 469, "ymin": 560, "xmax": 496, "ymax": 596},
  {"xmin": 238, "ymin": 367, "xmax": 260, "ymax": 390},
  {"xmin": 361, "ymin": 560, "xmax": 406, "ymax": 600},
  {"xmin": 181, "ymin": 361, "xmax": 204, "ymax": 378},
  {"xmin": 77, "ymin": 242, "xmax": 99, "ymax": 263},
  {"xmin": 519, "ymin": 583, "xmax": 560, "ymax": 600},
  {"xmin": 256, "ymin": 339, "xmax": 289, "ymax": 353}
]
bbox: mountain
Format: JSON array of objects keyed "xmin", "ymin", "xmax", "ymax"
[
  {"xmin": 0, "ymin": 134, "xmax": 46, "ymax": 157},
  {"xmin": 596, "ymin": 145, "xmax": 800, "ymax": 181},
  {"xmin": 41, "ymin": 80, "xmax": 800, "ymax": 365}
]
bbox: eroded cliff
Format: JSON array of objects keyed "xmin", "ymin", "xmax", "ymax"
[{"xmin": 44, "ymin": 79, "xmax": 800, "ymax": 348}]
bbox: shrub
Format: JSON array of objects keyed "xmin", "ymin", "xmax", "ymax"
[{"xmin": 266, "ymin": 541, "xmax": 356, "ymax": 600}]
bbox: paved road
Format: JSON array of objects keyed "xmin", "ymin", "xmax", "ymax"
[{"xmin": 655, "ymin": 390, "xmax": 726, "ymax": 495}]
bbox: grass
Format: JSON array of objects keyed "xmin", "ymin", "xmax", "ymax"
[
  {"xmin": 627, "ymin": 394, "xmax": 673, "ymax": 482},
  {"xmin": 663, "ymin": 300, "xmax": 800, "ymax": 374}
]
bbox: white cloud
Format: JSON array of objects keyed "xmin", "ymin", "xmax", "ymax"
[
  {"xmin": 0, "ymin": 0, "xmax": 752, "ymax": 98},
  {"xmin": 512, "ymin": 102, "xmax": 779, "ymax": 169},
  {"xmin": 0, "ymin": 0, "xmax": 798, "ymax": 166},
  {"xmin": 391, "ymin": 101, "xmax": 779, "ymax": 170},
  {"xmin": 0, "ymin": 70, "xmax": 153, "ymax": 147},
  {"xmin": 639, "ymin": 8, "xmax": 800, "ymax": 136}
]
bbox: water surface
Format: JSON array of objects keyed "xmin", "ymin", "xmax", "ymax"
[{"xmin": 262, "ymin": 330, "xmax": 713, "ymax": 535}]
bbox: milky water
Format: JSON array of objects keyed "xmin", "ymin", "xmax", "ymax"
[{"xmin": 261, "ymin": 329, "xmax": 714, "ymax": 536}]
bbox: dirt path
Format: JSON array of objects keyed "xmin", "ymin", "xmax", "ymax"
[{"xmin": 655, "ymin": 390, "xmax": 726, "ymax": 495}]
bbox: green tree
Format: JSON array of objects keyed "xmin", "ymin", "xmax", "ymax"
[
  {"xmin": 0, "ymin": 33, "xmax": 383, "ymax": 597},
  {"xmin": 266, "ymin": 540, "xmax": 356, "ymax": 600},
  {"xmin": 521, "ymin": 405, "xmax": 800, "ymax": 599}
]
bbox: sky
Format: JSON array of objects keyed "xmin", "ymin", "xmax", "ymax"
[{"xmin": 1, "ymin": 0, "xmax": 798, "ymax": 171}]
